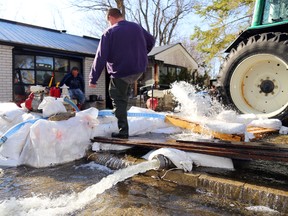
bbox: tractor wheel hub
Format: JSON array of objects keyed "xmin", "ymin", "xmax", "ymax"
[{"xmin": 260, "ymin": 79, "xmax": 274, "ymax": 94}]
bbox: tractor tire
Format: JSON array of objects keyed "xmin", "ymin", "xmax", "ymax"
[{"xmin": 217, "ymin": 32, "xmax": 288, "ymax": 122}]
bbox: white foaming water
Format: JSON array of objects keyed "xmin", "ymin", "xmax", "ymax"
[
  {"xmin": 170, "ymin": 81, "xmax": 282, "ymax": 138},
  {"xmin": 246, "ymin": 205, "xmax": 279, "ymax": 213},
  {"xmin": 170, "ymin": 81, "xmax": 225, "ymax": 121},
  {"xmin": 74, "ymin": 161, "xmax": 113, "ymax": 173},
  {"xmin": 0, "ymin": 159, "xmax": 160, "ymax": 216}
]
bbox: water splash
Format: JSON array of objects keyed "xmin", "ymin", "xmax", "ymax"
[
  {"xmin": 0, "ymin": 159, "xmax": 160, "ymax": 216},
  {"xmin": 170, "ymin": 81, "xmax": 225, "ymax": 121}
]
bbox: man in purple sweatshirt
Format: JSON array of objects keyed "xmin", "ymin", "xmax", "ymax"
[{"xmin": 89, "ymin": 8, "xmax": 155, "ymax": 139}]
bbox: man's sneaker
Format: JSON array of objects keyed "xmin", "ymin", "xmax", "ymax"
[{"xmin": 111, "ymin": 132, "xmax": 129, "ymax": 139}]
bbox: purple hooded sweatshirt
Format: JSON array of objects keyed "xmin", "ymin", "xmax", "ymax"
[{"xmin": 89, "ymin": 20, "xmax": 155, "ymax": 84}]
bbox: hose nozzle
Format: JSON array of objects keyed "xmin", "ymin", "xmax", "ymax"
[{"xmin": 153, "ymin": 154, "xmax": 175, "ymax": 170}]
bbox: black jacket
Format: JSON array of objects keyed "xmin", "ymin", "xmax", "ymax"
[{"xmin": 60, "ymin": 73, "xmax": 84, "ymax": 92}]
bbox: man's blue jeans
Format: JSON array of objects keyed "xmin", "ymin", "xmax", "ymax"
[{"xmin": 69, "ymin": 88, "xmax": 85, "ymax": 105}]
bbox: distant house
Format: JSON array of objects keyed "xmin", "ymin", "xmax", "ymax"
[
  {"xmin": 144, "ymin": 43, "xmax": 198, "ymax": 87},
  {"xmin": 129, "ymin": 43, "xmax": 198, "ymax": 98},
  {"xmin": 0, "ymin": 18, "xmax": 198, "ymax": 108}
]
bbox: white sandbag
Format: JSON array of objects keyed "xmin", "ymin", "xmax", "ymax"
[
  {"xmin": 144, "ymin": 148, "xmax": 193, "ymax": 172},
  {"xmin": 0, "ymin": 102, "xmax": 20, "ymax": 114},
  {"xmin": 0, "ymin": 103, "xmax": 27, "ymax": 135},
  {"xmin": 248, "ymin": 118, "xmax": 282, "ymax": 130},
  {"xmin": 127, "ymin": 106, "xmax": 169, "ymax": 136},
  {"xmin": 21, "ymin": 112, "xmax": 42, "ymax": 121},
  {"xmin": 91, "ymin": 114, "xmax": 118, "ymax": 137},
  {"xmin": 205, "ymin": 120, "xmax": 246, "ymax": 134},
  {"xmin": 19, "ymin": 116, "xmax": 93, "ymax": 167},
  {"xmin": 279, "ymin": 126, "xmax": 288, "ymax": 135},
  {"xmin": 38, "ymin": 97, "xmax": 67, "ymax": 118},
  {"xmin": 0, "ymin": 154, "xmax": 18, "ymax": 167},
  {"xmin": 92, "ymin": 107, "xmax": 173, "ymax": 137},
  {"xmin": 0, "ymin": 112, "xmax": 39, "ymax": 136},
  {"xmin": 0, "ymin": 108, "xmax": 25, "ymax": 123},
  {"xmin": 91, "ymin": 122, "xmax": 118, "ymax": 137},
  {"xmin": 92, "ymin": 117, "xmax": 175, "ymax": 138},
  {"xmin": 186, "ymin": 152, "xmax": 234, "ymax": 170},
  {"xmin": 76, "ymin": 107, "xmax": 99, "ymax": 128},
  {"xmin": 128, "ymin": 117, "xmax": 168, "ymax": 136},
  {"xmin": 244, "ymin": 131, "xmax": 255, "ymax": 142},
  {"xmin": 0, "ymin": 118, "xmax": 13, "ymax": 136},
  {"xmin": 0, "ymin": 123, "xmax": 32, "ymax": 161},
  {"xmin": 143, "ymin": 147, "xmax": 234, "ymax": 171}
]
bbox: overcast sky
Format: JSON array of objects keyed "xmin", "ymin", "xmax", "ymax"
[
  {"xmin": 0, "ymin": 0, "xmax": 93, "ymax": 36},
  {"xmin": 0, "ymin": 0, "xmax": 199, "ymax": 38}
]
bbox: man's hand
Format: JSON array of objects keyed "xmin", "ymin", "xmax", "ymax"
[{"xmin": 89, "ymin": 83, "xmax": 97, "ymax": 88}]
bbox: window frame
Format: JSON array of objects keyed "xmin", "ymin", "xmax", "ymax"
[{"xmin": 12, "ymin": 49, "xmax": 83, "ymax": 102}]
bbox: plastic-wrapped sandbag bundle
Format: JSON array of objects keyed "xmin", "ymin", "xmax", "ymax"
[
  {"xmin": 143, "ymin": 147, "xmax": 234, "ymax": 171},
  {"xmin": 127, "ymin": 106, "xmax": 172, "ymax": 135},
  {"xmin": 38, "ymin": 97, "xmax": 67, "ymax": 118},
  {"xmin": 19, "ymin": 108, "xmax": 99, "ymax": 167},
  {"xmin": 0, "ymin": 103, "xmax": 28, "ymax": 135},
  {"xmin": 0, "ymin": 123, "xmax": 32, "ymax": 166}
]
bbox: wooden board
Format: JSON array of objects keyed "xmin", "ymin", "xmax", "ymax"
[
  {"xmin": 246, "ymin": 126, "xmax": 278, "ymax": 140},
  {"xmin": 164, "ymin": 115, "xmax": 278, "ymax": 142},
  {"xmin": 91, "ymin": 136, "xmax": 288, "ymax": 162}
]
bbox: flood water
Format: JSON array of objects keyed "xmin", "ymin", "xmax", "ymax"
[
  {"xmin": 0, "ymin": 131, "xmax": 287, "ymax": 215},
  {"xmin": 0, "ymin": 155, "xmax": 284, "ymax": 216}
]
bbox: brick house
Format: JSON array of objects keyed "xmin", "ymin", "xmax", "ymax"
[
  {"xmin": 0, "ymin": 19, "xmax": 198, "ymax": 108},
  {"xmin": 0, "ymin": 18, "xmax": 103, "ymax": 106}
]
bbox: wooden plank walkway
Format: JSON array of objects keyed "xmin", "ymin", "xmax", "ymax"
[
  {"xmin": 164, "ymin": 115, "xmax": 278, "ymax": 142},
  {"xmin": 91, "ymin": 136, "xmax": 288, "ymax": 162}
]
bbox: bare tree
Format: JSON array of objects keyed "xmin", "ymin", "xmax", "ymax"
[
  {"xmin": 127, "ymin": 0, "xmax": 194, "ymax": 45},
  {"xmin": 51, "ymin": 9, "xmax": 66, "ymax": 31},
  {"xmin": 70, "ymin": 0, "xmax": 126, "ymax": 18},
  {"xmin": 70, "ymin": 0, "xmax": 195, "ymax": 45}
]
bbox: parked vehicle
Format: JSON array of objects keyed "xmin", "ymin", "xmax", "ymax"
[{"xmin": 217, "ymin": 0, "xmax": 288, "ymax": 122}]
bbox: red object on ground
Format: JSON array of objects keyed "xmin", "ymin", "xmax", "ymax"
[
  {"xmin": 49, "ymin": 87, "xmax": 55, "ymax": 97},
  {"xmin": 54, "ymin": 88, "xmax": 61, "ymax": 97},
  {"xmin": 49, "ymin": 87, "xmax": 61, "ymax": 98},
  {"xmin": 25, "ymin": 92, "xmax": 34, "ymax": 111},
  {"xmin": 146, "ymin": 97, "xmax": 158, "ymax": 110}
]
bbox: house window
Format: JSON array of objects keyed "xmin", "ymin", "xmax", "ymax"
[
  {"xmin": 36, "ymin": 56, "xmax": 53, "ymax": 70},
  {"xmin": 161, "ymin": 67, "xmax": 167, "ymax": 76},
  {"xmin": 15, "ymin": 55, "xmax": 34, "ymax": 69},
  {"xmin": 159, "ymin": 65, "xmax": 189, "ymax": 85},
  {"xmin": 13, "ymin": 53, "xmax": 82, "ymax": 104},
  {"xmin": 55, "ymin": 58, "xmax": 69, "ymax": 71}
]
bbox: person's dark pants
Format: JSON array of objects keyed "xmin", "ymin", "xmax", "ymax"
[{"xmin": 109, "ymin": 78, "xmax": 130, "ymax": 135}]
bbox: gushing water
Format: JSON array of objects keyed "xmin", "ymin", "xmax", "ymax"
[
  {"xmin": 0, "ymin": 159, "xmax": 160, "ymax": 216},
  {"xmin": 170, "ymin": 81, "xmax": 225, "ymax": 121}
]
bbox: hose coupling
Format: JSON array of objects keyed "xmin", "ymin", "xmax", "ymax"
[{"xmin": 153, "ymin": 154, "xmax": 175, "ymax": 170}]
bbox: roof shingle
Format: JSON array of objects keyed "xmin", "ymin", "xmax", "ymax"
[{"xmin": 0, "ymin": 19, "xmax": 99, "ymax": 56}]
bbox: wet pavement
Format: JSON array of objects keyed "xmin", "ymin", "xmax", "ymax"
[
  {"xmin": 0, "ymin": 159, "xmax": 282, "ymax": 216},
  {"xmin": 0, "ymin": 133, "xmax": 287, "ymax": 215}
]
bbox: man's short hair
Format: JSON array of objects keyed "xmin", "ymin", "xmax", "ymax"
[
  {"xmin": 106, "ymin": 8, "xmax": 123, "ymax": 20},
  {"xmin": 71, "ymin": 66, "xmax": 79, "ymax": 72}
]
